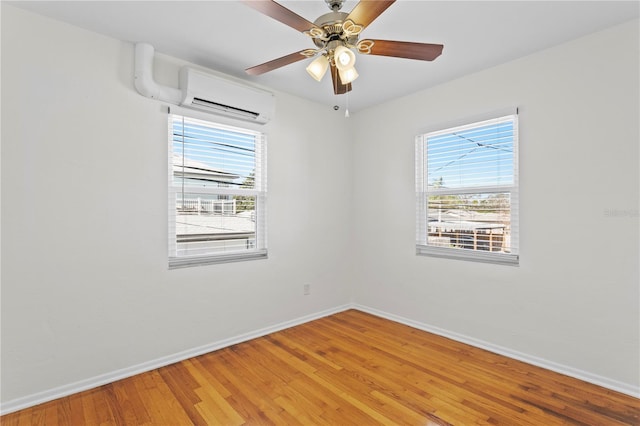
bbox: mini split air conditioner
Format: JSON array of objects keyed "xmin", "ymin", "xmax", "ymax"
[{"xmin": 179, "ymin": 67, "xmax": 275, "ymax": 125}]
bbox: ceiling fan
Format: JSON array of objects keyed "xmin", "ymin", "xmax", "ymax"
[{"xmin": 242, "ymin": 0, "xmax": 444, "ymax": 95}]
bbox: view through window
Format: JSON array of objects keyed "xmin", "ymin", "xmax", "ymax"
[
  {"xmin": 169, "ymin": 114, "xmax": 267, "ymax": 268},
  {"xmin": 416, "ymin": 113, "xmax": 519, "ymax": 265}
]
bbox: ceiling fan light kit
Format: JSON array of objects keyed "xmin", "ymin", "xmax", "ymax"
[
  {"xmin": 243, "ymin": 0, "xmax": 443, "ymax": 96},
  {"xmin": 338, "ymin": 66, "xmax": 358, "ymax": 84},
  {"xmin": 306, "ymin": 54, "xmax": 330, "ymax": 81},
  {"xmin": 333, "ymin": 45, "xmax": 356, "ymax": 70}
]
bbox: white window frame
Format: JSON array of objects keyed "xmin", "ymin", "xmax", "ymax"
[
  {"xmin": 168, "ymin": 111, "xmax": 267, "ymax": 269},
  {"xmin": 416, "ymin": 109, "xmax": 519, "ymax": 266}
]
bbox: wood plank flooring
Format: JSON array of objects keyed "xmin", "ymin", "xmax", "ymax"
[{"xmin": 2, "ymin": 309, "xmax": 639, "ymax": 425}]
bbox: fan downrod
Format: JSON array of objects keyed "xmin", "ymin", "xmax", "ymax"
[{"xmin": 325, "ymin": 0, "xmax": 344, "ymax": 11}]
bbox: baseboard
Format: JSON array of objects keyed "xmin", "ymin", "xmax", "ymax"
[
  {"xmin": 352, "ymin": 303, "xmax": 640, "ymax": 399},
  {"xmin": 0, "ymin": 304, "xmax": 352, "ymax": 415}
]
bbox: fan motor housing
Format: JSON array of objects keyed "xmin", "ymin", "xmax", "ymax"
[{"xmin": 312, "ymin": 12, "xmax": 358, "ymax": 48}]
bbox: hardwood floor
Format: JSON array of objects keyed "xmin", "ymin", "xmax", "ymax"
[{"xmin": 2, "ymin": 309, "xmax": 639, "ymax": 425}]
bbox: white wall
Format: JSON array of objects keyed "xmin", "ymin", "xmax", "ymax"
[
  {"xmin": 350, "ymin": 19, "xmax": 639, "ymax": 390},
  {"xmin": 1, "ymin": 3, "xmax": 638, "ymax": 409},
  {"xmin": 0, "ymin": 4, "xmax": 353, "ymax": 404}
]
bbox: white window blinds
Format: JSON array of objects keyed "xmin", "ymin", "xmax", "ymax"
[
  {"xmin": 169, "ymin": 113, "xmax": 267, "ymax": 268},
  {"xmin": 416, "ymin": 113, "xmax": 519, "ymax": 265}
]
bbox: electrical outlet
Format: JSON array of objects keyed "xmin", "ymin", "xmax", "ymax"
[{"xmin": 303, "ymin": 284, "xmax": 311, "ymax": 295}]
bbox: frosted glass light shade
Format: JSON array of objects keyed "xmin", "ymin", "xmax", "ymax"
[
  {"xmin": 338, "ymin": 66, "xmax": 359, "ymax": 84},
  {"xmin": 334, "ymin": 45, "xmax": 356, "ymax": 71},
  {"xmin": 306, "ymin": 55, "xmax": 329, "ymax": 82}
]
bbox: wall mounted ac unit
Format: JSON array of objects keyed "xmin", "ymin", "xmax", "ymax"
[{"xmin": 179, "ymin": 67, "xmax": 275, "ymax": 125}]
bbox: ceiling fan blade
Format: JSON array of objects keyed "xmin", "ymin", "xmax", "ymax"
[
  {"xmin": 346, "ymin": 0, "xmax": 395, "ymax": 29},
  {"xmin": 246, "ymin": 50, "xmax": 309, "ymax": 76},
  {"xmin": 242, "ymin": 0, "xmax": 318, "ymax": 33},
  {"xmin": 360, "ymin": 39, "xmax": 443, "ymax": 61},
  {"xmin": 331, "ymin": 65, "xmax": 352, "ymax": 95}
]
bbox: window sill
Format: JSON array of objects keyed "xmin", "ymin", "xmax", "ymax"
[
  {"xmin": 416, "ymin": 245, "xmax": 519, "ymax": 266},
  {"xmin": 169, "ymin": 249, "xmax": 268, "ymax": 269}
]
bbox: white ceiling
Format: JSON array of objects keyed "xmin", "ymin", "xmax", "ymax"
[{"xmin": 9, "ymin": 1, "xmax": 639, "ymax": 112}]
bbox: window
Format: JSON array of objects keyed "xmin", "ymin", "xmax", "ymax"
[
  {"xmin": 169, "ymin": 113, "xmax": 267, "ymax": 268},
  {"xmin": 416, "ymin": 112, "xmax": 519, "ymax": 265}
]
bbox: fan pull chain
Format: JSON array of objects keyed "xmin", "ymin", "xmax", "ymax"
[{"xmin": 345, "ymin": 91, "xmax": 350, "ymax": 118}]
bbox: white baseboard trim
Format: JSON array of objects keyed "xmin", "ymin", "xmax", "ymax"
[
  {"xmin": 352, "ymin": 303, "xmax": 640, "ymax": 399},
  {"xmin": 0, "ymin": 304, "xmax": 352, "ymax": 415}
]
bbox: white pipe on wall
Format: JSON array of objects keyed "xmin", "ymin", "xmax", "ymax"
[{"xmin": 134, "ymin": 43, "xmax": 183, "ymax": 104}]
